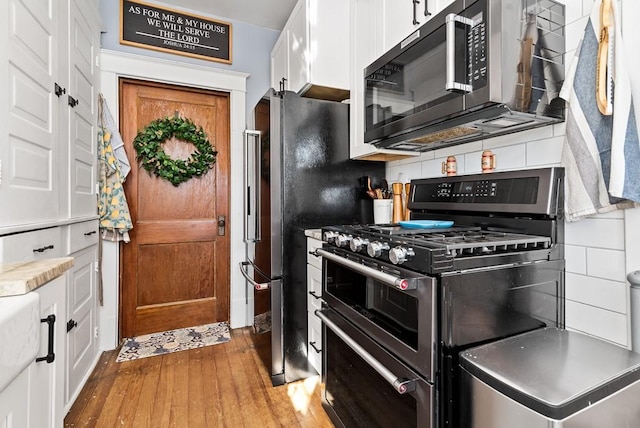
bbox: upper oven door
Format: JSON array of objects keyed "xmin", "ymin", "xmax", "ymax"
[
  {"xmin": 318, "ymin": 248, "xmax": 436, "ymax": 381},
  {"xmin": 363, "ymin": 0, "xmax": 488, "ymax": 145}
]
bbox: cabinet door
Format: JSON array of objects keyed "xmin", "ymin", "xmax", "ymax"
[
  {"xmin": 286, "ymin": 0, "xmax": 308, "ymax": 94},
  {"xmin": 0, "ymin": 0, "xmax": 60, "ymax": 228},
  {"xmin": 65, "ymin": 246, "xmax": 97, "ymax": 405},
  {"xmin": 28, "ymin": 276, "xmax": 66, "ymax": 428},
  {"xmin": 271, "ymin": 33, "xmax": 289, "ymax": 91},
  {"xmin": 0, "ymin": 370, "xmax": 29, "ymax": 428},
  {"xmin": 66, "ymin": 0, "xmax": 100, "ymax": 218},
  {"xmin": 382, "ymin": 0, "xmax": 420, "ymax": 51}
]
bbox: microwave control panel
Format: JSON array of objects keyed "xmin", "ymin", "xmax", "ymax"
[{"xmin": 468, "ymin": 13, "xmax": 487, "ymax": 90}]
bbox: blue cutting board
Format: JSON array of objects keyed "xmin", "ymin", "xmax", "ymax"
[{"xmin": 398, "ymin": 220, "xmax": 454, "ymax": 229}]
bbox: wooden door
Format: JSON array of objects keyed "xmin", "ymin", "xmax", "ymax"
[{"xmin": 119, "ymin": 79, "xmax": 230, "ymax": 337}]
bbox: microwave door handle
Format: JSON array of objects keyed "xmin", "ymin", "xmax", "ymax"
[
  {"xmin": 243, "ymin": 130, "xmax": 262, "ymax": 243},
  {"xmin": 316, "ymin": 309, "xmax": 416, "ymax": 395},
  {"xmin": 445, "ymin": 13, "xmax": 474, "ymax": 93},
  {"xmin": 315, "ymin": 249, "xmax": 419, "ymax": 291}
]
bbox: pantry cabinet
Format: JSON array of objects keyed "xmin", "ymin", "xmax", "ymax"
[
  {"xmin": 271, "ymin": 0, "xmax": 350, "ymax": 101},
  {"xmin": 0, "ymin": 0, "xmax": 100, "ymax": 231},
  {"xmin": 64, "ymin": 220, "xmax": 99, "ymax": 407}
]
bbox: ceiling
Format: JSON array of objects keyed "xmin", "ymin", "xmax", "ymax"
[{"xmin": 159, "ymin": 0, "xmax": 298, "ymax": 31}]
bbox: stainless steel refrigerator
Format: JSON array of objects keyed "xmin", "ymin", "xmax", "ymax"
[{"xmin": 241, "ymin": 90, "xmax": 384, "ymax": 385}]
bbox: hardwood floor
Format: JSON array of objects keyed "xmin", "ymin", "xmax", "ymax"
[{"xmin": 64, "ymin": 328, "xmax": 334, "ymax": 428}]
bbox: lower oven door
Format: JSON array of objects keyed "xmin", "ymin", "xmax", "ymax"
[{"xmin": 317, "ymin": 308, "xmax": 434, "ymax": 428}]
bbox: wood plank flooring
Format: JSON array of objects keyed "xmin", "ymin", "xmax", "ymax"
[{"xmin": 64, "ymin": 327, "xmax": 334, "ymax": 428}]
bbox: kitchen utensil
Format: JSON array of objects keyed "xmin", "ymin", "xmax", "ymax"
[{"xmin": 398, "ymin": 220, "xmax": 454, "ymax": 229}]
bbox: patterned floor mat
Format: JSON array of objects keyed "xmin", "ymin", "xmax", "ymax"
[{"xmin": 116, "ymin": 321, "xmax": 231, "ymax": 362}]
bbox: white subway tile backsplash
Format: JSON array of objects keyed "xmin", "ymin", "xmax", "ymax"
[
  {"xmin": 565, "ymin": 218, "xmax": 625, "ymax": 249},
  {"xmin": 565, "ymin": 300, "xmax": 628, "ymax": 347},
  {"xmin": 421, "ymin": 158, "xmax": 449, "ymax": 178},
  {"xmin": 433, "ymin": 140, "xmax": 482, "ymax": 158},
  {"xmin": 586, "ymin": 248, "xmax": 627, "ymax": 282},
  {"xmin": 566, "ymin": 272, "xmax": 627, "ymax": 313},
  {"xmin": 565, "ymin": 244, "xmax": 587, "ymax": 274},
  {"xmin": 526, "ymin": 136, "xmax": 564, "ymax": 166},
  {"xmin": 565, "ymin": 16, "xmax": 589, "ymax": 53},
  {"xmin": 484, "ymin": 144, "xmax": 527, "ymax": 172},
  {"xmin": 483, "ymin": 126, "xmax": 554, "ymax": 150}
]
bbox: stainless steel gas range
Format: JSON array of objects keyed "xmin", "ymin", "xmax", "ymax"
[{"xmin": 314, "ymin": 167, "xmax": 565, "ymax": 428}]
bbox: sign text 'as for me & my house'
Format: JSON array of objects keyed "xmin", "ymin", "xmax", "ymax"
[{"xmin": 120, "ymin": 0, "xmax": 232, "ymax": 64}]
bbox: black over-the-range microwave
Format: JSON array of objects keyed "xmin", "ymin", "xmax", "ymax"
[{"xmin": 364, "ymin": 0, "xmax": 565, "ymax": 152}]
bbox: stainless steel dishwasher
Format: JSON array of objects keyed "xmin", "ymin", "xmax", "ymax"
[{"xmin": 459, "ymin": 328, "xmax": 640, "ymax": 427}]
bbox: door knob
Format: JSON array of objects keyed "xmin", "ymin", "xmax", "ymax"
[{"xmin": 218, "ymin": 215, "xmax": 226, "ymax": 236}]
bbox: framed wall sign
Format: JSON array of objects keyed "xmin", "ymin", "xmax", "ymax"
[{"xmin": 120, "ymin": 0, "xmax": 232, "ymax": 64}]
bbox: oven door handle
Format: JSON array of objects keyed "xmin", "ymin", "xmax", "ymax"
[
  {"xmin": 316, "ymin": 309, "xmax": 416, "ymax": 395},
  {"xmin": 315, "ymin": 249, "xmax": 418, "ymax": 291}
]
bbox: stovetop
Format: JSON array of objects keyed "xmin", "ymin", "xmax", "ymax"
[{"xmin": 321, "ymin": 224, "xmax": 553, "ymax": 275}]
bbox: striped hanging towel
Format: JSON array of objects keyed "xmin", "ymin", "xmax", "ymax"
[{"xmin": 560, "ymin": 0, "xmax": 639, "ymax": 221}]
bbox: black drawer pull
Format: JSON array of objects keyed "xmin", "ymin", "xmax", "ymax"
[
  {"xmin": 309, "ymin": 341, "xmax": 322, "ymax": 353},
  {"xmin": 36, "ymin": 315, "xmax": 56, "ymax": 364},
  {"xmin": 68, "ymin": 95, "xmax": 79, "ymax": 108},
  {"xmin": 33, "ymin": 245, "xmax": 54, "ymax": 253},
  {"xmin": 83, "ymin": 231, "xmax": 97, "ymax": 236}
]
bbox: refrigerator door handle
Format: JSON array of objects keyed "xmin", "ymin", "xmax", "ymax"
[
  {"xmin": 239, "ymin": 261, "xmax": 270, "ymax": 290},
  {"xmin": 243, "ymin": 130, "xmax": 262, "ymax": 243}
]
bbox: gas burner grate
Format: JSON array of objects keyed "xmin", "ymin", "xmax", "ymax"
[{"xmin": 418, "ymin": 231, "xmax": 551, "ymax": 257}]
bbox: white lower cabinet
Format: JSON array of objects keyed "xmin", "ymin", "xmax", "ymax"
[
  {"xmin": 28, "ymin": 276, "xmax": 66, "ymax": 428},
  {"xmin": 65, "ymin": 220, "xmax": 99, "ymax": 408},
  {"xmin": 306, "ymin": 236, "xmax": 324, "ymax": 376},
  {"xmin": 0, "ymin": 370, "xmax": 29, "ymax": 428}
]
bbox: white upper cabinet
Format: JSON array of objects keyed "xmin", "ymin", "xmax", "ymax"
[
  {"xmin": 271, "ymin": 0, "xmax": 350, "ymax": 101},
  {"xmin": 0, "ymin": 0, "xmax": 100, "ymax": 232},
  {"xmin": 382, "ymin": 0, "xmax": 454, "ymax": 51},
  {"xmin": 1, "ymin": 0, "xmax": 60, "ymax": 227},
  {"xmin": 65, "ymin": 0, "xmax": 100, "ymax": 219}
]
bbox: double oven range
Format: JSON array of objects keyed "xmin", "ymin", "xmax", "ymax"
[{"xmin": 314, "ymin": 167, "xmax": 565, "ymax": 428}]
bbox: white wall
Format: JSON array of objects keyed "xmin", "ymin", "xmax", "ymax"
[{"xmin": 387, "ymin": 0, "xmax": 638, "ymax": 348}]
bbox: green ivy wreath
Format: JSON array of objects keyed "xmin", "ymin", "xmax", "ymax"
[{"xmin": 132, "ymin": 116, "xmax": 217, "ymax": 186}]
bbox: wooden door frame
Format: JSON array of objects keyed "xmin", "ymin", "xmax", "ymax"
[{"xmin": 99, "ymin": 50, "xmax": 249, "ymax": 348}]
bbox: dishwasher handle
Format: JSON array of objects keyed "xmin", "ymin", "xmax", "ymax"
[{"xmin": 316, "ymin": 309, "xmax": 416, "ymax": 395}]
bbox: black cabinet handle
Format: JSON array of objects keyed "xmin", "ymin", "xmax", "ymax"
[
  {"xmin": 54, "ymin": 83, "xmax": 66, "ymax": 97},
  {"xmin": 33, "ymin": 244, "xmax": 54, "ymax": 253},
  {"xmin": 413, "ymin": 0, "xmax": 420, "ymax": 25},
  {"xmin": 67, "ymin": 319, "xmax": 78, "ymax": 332},
  {"xmin": 309, "ymin": 341, "xmax": 322, "ymax": 353},
  {"xmin": 36, "ymin": 315, "xmax": 56, "ymax": 364},
  {"xmin": 68, "ymin": 95, "xmax": 79, "ymax": 108},
  {"xmin": 424, "ymin": 0, "xmax": 431, "ymax": 17},
  {"xmin": 309, "ymin": 290, "xmax": 322, "ymax": 300},
  {"xmin": 84, "ymin": 231, "xmax": 97, "ymax": 236}
]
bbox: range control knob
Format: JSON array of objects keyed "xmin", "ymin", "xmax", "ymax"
[
  {"xmin": 389, "ymin": 246, "xmax": 415, "ymax": 265},
  {"xmin": 336, "ymin": 234, "xmax": 352, "ymax": 247},
  {"xmin": 367, "ymin": 241, "xmax": 390, "ymax": 258},
  {"xmin": 350, "ymin": 237, "xmax": 369, "ymax": 252},
  {"xmin": 323, "ymin": 231, "xmax": 339, "ymax": 244}
]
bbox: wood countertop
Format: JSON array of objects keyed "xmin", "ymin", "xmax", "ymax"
[{"xmin": 0, "ymin": 257, "xmax": 74, "ymax": 297}]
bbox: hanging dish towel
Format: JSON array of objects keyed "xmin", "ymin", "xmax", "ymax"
[
  {"xmin": 98, "ymin": 96, "xmax": 133, "ymax": 242},
  {"xmin": 560, "ymin": 0, "xmax": 639, "ymax": 221},
  {"xmin": 99, "ymin": 94, "xmax": 131, "ymax": 178}
]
